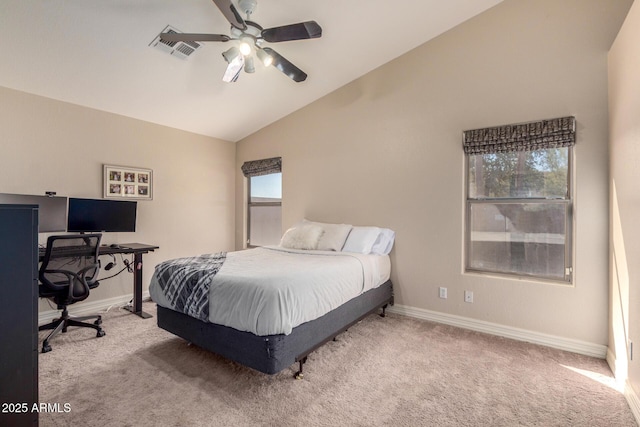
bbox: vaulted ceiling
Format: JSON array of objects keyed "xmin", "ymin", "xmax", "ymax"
[{"xmin": 0, "ymin": 0, "xmax": 502, "ymax": 141}]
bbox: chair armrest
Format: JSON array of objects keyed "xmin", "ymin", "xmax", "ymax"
[{"xmin": 42, "ymin": 262, "xmax": 99, "ymax": 300}]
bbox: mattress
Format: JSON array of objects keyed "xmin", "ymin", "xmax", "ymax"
[{"xmin": 149, "ymin": 246, "xmax": 391, "ymax": 336}]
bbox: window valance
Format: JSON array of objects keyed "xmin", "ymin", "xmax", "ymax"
[
  {"xmin": 463, "ymin": 116, "xmax": 575, "ymax": 155},
  {"xmin": 241, "ymin": 156, "xmax": 282, "ymax": 177}
]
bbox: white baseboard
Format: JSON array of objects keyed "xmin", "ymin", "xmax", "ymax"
[
  {"xmin": 38, "ymin": 292, "xmax": 151, "ymax": 326},
  {"xmin": 625, "ymin": 381, "xmax": 640, "ymax": 425},
  {"xmin": 388, "ymin": 304, "xmax": 607, "ymax": 359}
]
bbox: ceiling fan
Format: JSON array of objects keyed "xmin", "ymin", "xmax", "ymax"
[{"xmin": 160, "ymin": 0, "xmax": 322, "ymax": 83}]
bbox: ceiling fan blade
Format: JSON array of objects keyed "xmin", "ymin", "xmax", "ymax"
[
  {"xmin": 223, "ymin": 55, "xmax": 244, "ymax": 83},
  {"xmin": 262, "ymin": 48, "xmax": 307, "ymax": 82},
  {"xmin": 212, "ymin": 0, "xmax": 247, "ymax": 31},
  {"xmin": 160, "ymin": 33, "xmax": 230, "ymax": 43},
  {"xmin": 262, "ymin": 21, "xmax": 322, "ymax": 43}
]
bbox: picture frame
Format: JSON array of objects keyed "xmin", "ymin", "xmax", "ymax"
[{"xmin": 103, "ymin": 165, "xmax": 153, "ymax": 200}]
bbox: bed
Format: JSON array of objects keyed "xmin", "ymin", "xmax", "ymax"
[{"xmin": 149, "ymin": 221, "xmax": 395, "ymax": 378}]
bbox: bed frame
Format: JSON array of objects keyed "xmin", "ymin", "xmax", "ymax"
[{"xmin": 157, "ymin": 280, "xmax": 393, "ymax": 378}]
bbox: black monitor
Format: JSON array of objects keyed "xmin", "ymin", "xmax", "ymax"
[
  {"xmin": 67, "ymin": 198, "xmax": 137, "ymax": 233},
  {"xmin": 0, "ymin": 193, "xmax": 68, "ymax": 232}
]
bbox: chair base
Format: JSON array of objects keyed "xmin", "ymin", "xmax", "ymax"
[{"xmin": 38, "ymin": 307, "xmax": 105, "ymax": 353}]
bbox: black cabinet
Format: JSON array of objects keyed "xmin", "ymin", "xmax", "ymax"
[{"xmin": 0, "ymin": 204, "xmax": 39, "ymax": 426}]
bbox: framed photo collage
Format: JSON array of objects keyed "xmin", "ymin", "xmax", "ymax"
[{"xmin": 103, "ymin": 165, "xmax": 153, "ymax": 200}]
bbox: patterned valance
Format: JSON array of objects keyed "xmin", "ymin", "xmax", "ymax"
[
  {"xmin": 463, "ymin": 116, "xmax": 575, "ymax": 155},
  {"xmin": 241, "ymin": 156, "xmax": 282, "ymax": 177}
]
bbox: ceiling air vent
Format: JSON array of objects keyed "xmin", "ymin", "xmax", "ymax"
[{"xmin": 149, "ymin": 25, "xmax": 201, "ymax": 60}]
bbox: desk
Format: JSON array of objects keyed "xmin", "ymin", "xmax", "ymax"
[{"xmin": 39, "ymin": 243, "xmax": 159, "ymax": 319}]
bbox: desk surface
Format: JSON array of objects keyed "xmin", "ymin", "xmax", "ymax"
[
  {"xmin": 99, "ymin": 243, "xmax": 159, "ymax": 255},
  {"xmin": 39, "ymin": 242, "xmax": 158, "ymax": 258}
]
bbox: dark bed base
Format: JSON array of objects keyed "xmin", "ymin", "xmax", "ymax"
[{"xmin": 157, "ymin": 280, "xmax": 393, "ymax": 377}]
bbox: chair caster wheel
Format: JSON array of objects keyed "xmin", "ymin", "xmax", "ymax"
[
  {"xmin": 96, "ymin": 330, "xmax": 106, "ymax": 338},
  {"xmin": 94, "ymin": 318, "xmax": 102, "ymax": 326},
  {"xmin": 294, "ymin": 372, "xmax": 304, "ymax": 380},
  {"xmin": 42, "ymin": 344, "xmax": 52, "ymax": 353}
]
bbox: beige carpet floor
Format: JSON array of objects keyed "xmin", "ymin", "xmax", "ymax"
[{"xmin": 38, "ymin": 302, "xmax": 637, "ymax": 426}]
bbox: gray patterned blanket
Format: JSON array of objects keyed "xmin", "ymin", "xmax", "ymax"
[{"xmin": 151, "ymin": 252, "xmax": 227, "ymax": 322}]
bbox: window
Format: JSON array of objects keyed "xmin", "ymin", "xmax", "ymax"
[
  {"xmin": 248, "ymin": 173, "xmax": 282, "ymax": 246},
  {"xmin": 463, "ymin": 117, "xmax": 575, "ymax": 282},
  {"xmin": 242, "ymin": 157, "xmax": 282, "ymax": 247}
]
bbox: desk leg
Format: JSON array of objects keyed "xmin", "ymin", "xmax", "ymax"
[{"xmin": 124, "ymin": 252, "xmax": 152, "ymax": 319}]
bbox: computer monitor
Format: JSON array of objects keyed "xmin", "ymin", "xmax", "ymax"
[
  {"xmin": 0, "ymin": 193, "xmax": 68, "ymax": 232},
  {"xmin": 67, "ymin": 198, "xmax": 137, "ymax": 233}
]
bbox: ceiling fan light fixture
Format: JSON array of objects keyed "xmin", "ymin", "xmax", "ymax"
[
  {"xmin": 244, "ymin": 56, "xmax": 256, "ymax": 73},
  {"xmin": 222, "ymin": 46, "xmax": 241, "ymax": 63},
  {"xmin": 256, "ymin": 48, "xmax": 273, "ymax": 67},
  {"xmin": 239, "ymin": 37, "xmax": 253, "ymax": 56}
]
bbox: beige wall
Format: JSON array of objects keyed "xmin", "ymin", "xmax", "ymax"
[
  {"xmin": 609, "ymin": 0, "xmax": 640, "ymax": 401},
  {"xmin": 0, "ymin": 86, "xmax": 236, "ymax": 310},
  {"xmin": 236, "ymin": 0, "xmax": 632, "ymax": 346}
]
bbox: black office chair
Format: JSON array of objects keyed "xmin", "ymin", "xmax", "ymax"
[{"xmin": 38, "ymin": 234, "xmax": 106, "ymax": 353}]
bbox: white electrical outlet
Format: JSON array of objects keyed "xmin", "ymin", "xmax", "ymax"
[
  {"xmin": 464, "ymin": 290, "xmax": 473, "ymax": 303},
  {"xmin": 439, "ymin": 287, "xmax": 447, "ymax": 299}
]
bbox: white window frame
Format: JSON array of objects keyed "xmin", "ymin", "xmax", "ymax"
[
  {"xmin": 464, "ymin": 148, "xmax": 574, "ymax": 284},
  {"xmin": 247, "ymin": 173, "xmax": 282, "ymax": 248}
]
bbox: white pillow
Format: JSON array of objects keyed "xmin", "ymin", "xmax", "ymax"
[
  {"xmin": 303, "ymin": 219, "xmax": 353, "ymax": 251},
  {"xmin": 280, "ymin": 224, "xmax": 324, "ymax": 250},
  {"xmin": 342, "ymin": 226, "xmax": 380, "ymax": 254},
  {"xmin": 371, "ymin": 228, "xmax": 395, "ymax": 255}
]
